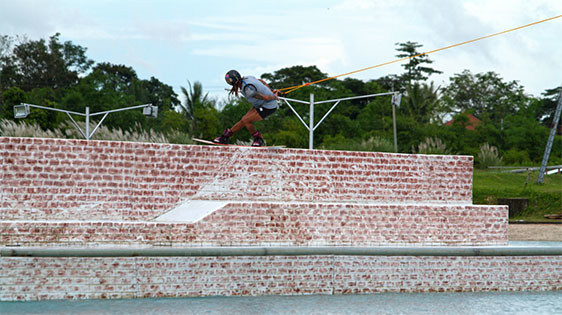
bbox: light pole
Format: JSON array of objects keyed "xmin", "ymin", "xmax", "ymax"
[{"xmin": 13, "ymin": 103, "xmax": 158, "ymax": 140}]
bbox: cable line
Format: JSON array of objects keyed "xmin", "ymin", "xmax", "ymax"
[{"xmin": 278, "ymin": 14, "xmax": 562, "ymax": 94}]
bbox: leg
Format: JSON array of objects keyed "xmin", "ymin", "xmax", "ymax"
[
  {"xmin": 214, "ymin": 108, "xmax": 264, "ymax": 144},
  {"xmin": 231, "ymin": 108, "xmax": 263, "ymax": 134}
]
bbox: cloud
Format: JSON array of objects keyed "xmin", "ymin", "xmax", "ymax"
[{"xmin": 1, "ymin": 0, "xmax": 559, "ymax": 98}]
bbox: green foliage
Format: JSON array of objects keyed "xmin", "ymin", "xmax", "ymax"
[
  {"xmin": 160, "ymin": 110, "xmax": 189, "ymax": 133},
  {"xmin": 441, "ymin": 70, "xmax": 528, "ymax": 124},
  {"xmin": 476, "ymin": 143, "xmax": 503, "ymax": 169},
  {"xmin": 394, "ymin": 41, "xmax": 442, "ymax": 88},
  {"xmin": 0, "ymin": 33, "xmax": 93, "ymax": 92},
  {"xmin": 0, "ymin": 86, "xmax": 25, "ymax": 119},
  {"xmin": 502, "ymin": 114, "xmax": 550, "ymax": 162},
  {"xmin": 0, "ymin": 32, "xmax": 559, "ymax": 170},
  {"xmin": 503, "ymin": 149, "xmax": 532, "ymax": 166},
  {"xmin": 192, "ymin": 106, "xmax": 219, "ymax": 140},
  {"xmin": 400, "ymin": 82, "xmax": 440, "ymax": 125}
]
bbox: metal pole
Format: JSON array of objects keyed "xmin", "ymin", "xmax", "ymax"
[
  {"xmin": 309, "ymin": 93, "xmax": 314, "ymax": 150},
  {"xmin": 85, "ymin": 106, "xmax": 90, "ymax": 140},
  {"xmin": 537, "ymin": 87, "xmax": 562, "ymax": 183},
  {"xmin": 392, "ymin": 103, "xmax": 398, "ymax": 152}
]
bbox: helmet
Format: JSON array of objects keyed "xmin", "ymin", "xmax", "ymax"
[{"xmin": 225, "ymin": 70, "xmax": 241, "ymax": 86}]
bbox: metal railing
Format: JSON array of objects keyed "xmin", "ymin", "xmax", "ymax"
[
  {"xmin": 13, "ymin": 103, "xmax": 157, "ymax": 140},
  {"xmin": 2, "ymin": 245, "xmax": 561, "ymax": 257},
  {"xmin": 279, "ymin": 92, "xmax": 400, "ymax": 150}
]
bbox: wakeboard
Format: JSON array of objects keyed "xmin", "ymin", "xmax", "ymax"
[{"xmin": 192, "ymin": 138, "xmax": 285, "ymax": 149}]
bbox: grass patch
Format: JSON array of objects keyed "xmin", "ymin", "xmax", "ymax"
[{"xmin": 473, "ymin": 169, "xmax": 562, "ymax": 222}]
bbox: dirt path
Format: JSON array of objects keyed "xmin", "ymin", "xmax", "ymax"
[{"xmin": 508, "ymin": 224, "xmax": 562, "ymax": 241}]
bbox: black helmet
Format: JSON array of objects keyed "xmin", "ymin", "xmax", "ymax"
[{"xmin": 225, "ymin": 70, "xmax": 241, "ymax": 86}]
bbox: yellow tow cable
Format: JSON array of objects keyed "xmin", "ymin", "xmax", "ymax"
[{"xmin": 278, "ymin": 14, "xmax": 562, "ymax": 95}]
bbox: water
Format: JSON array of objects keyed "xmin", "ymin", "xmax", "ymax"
[{"xmin": 2, "ymin": 291, "xmax": 561, "ymax": 315}]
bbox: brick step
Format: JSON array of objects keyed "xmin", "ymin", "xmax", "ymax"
[
  {"xmin": 0, "ymin": 203, "xmax": 507, "ymax": 247},
  {"xmin": 2, "ymin": 255, "xmax": 560, "ymax": 301},
  {"xmin": 1, "ymin": 137, "xmax": 473, "ymax": 221}
]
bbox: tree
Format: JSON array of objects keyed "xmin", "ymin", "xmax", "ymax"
[
  {"xmin": 0, "ymin": 86, "xmax": 25, "ymax": 119},
  {"xmin": 395, "ymin": 41, "xmax": 442, "ymax": 87},
  {"xmin": 441, "ymin": 70, "xmax": 528, "ymax": 123},
  {"xmin": 261, "ymin": 65, "xmax": 328, "ymax": 91},
  {"xmin": 400, "ymin": 82, "xmax": 441, "ymax": 125},
  {"xmin": 135, "ymin": 77, "xmax": 180, "ymax": 113},
  {"xmin": 180, "ymin": 80, "xmax": 213, "ymax": 135},
  {"xmin": 0, "ymin": 33, "xmax": 93, "ymax": 92},
  {"xmin": 537, "ymin": 86, "xmax": 562, "ymax": 128},
  {"xmin": 90, "ymin": 62, "xmax": 138, "ymax": 93}
]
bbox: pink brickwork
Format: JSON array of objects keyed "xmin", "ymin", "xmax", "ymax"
[
  {"xmin": 1, "ymin": 203, "xmax": 507, "ymax": 247},
  {"xmin": 0, "ymin": 137, "xmax": 533, "ymax": 302},
  {"xmin": 1, "ymin": 256, "xmax": 561, "ymax": 301},
  {"xmin": 1, "ymin": 137, "xmax": 472, "ymax": 221}
]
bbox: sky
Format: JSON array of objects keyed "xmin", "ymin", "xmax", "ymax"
[{"xmin": 1, "ymin": 0, "xmax": 561, "ymax": 103}]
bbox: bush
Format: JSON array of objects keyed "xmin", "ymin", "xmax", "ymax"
[
  {"xmin": 477, "ymin": 143, "xmax": 503, "ymax": 169},
  {"xmin": 503, "ymin": 149, "xmax": 532, "ymax": 166}
]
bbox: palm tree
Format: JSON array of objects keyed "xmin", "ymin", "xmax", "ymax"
[
  {"xmin": 180, "ymin": 80, "xmax": 208, "ymax": 133},
  {"xmin": 402, "ymin": 82, "xmax": 440, "ymax": 125}
]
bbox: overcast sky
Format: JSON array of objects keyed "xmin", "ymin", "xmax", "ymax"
[{"xmin": 1, "ymin": 0, "xmax": 561, "ymax": 102}]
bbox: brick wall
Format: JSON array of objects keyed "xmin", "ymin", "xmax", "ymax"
[
  {"xmin": 0, "ymin": 137, "xmax": 527, "ymax": 302},
  {"xmin": 1, "ymin": 255, "xmax": 560, "ymax": 301},
  {"xmin": 1, "ymin": 137, "xmax": 473, "ymax": 221},
  {"xmin": 1, "ymin": 203, "xmax": 508, "ymax": 247}
]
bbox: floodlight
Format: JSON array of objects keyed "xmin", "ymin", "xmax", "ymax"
[
  {"xmin": 13, "ymin": 104, "xmax": 30, "ymax": 118},
  {"xmin": 143, "ymin": 105, "xmax": 158, "ymax": 118},
  {"xmin": 392, "ymin": 93, "xmax": 402, "ymax": 108}
]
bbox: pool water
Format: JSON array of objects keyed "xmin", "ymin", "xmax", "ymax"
[{"xmin": 1, "ymin": 291, "xmax": 561, "ymax": 315}]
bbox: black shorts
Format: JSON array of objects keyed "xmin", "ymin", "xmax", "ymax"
[{"xmin": 256, "ymin": 107, "xmax": 277, "ymax": 119}]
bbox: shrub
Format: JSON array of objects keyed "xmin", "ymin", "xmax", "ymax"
[{"xmin": 503, "ymin": 149, "xmax": 532, "ymax": 166}]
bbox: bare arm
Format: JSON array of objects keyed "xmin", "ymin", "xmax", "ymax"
[
  {"xmin": 255, "ymin": 79, "xmax": 279, "ymax": 100},
  {"xmin": 244, "ymin": 79, "xmax": 279, "ymax": 101}
]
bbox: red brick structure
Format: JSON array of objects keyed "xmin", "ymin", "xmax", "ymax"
[{"xmin": 1, "ymin": 137, "xmax": 559, "ymax": 301}]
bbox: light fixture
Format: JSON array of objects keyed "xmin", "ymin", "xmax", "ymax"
[
  {"xmin": 392, "ymin": 93, "xmax": 402, "ymax": 108},
  {"xmin": 143, "ymin": 105, "xmax": 158, "ymax": 118},
  {"xmin": 13, "ymin": 104, "xmax": 30, "ymax": 118}
]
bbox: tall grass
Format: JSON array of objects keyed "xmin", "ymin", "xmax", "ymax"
[
  {"xmin": 477, "ymin": 143, "xmax": 503, "ymax": 169},
  {"xmin": 412, "ymin": 137, "xmax": 454, "ymax": 155},
  {"xmin": 321, "ymin": 136, "xmax": 395, "ymax": 152},
  {"xmin": 0, "ymin": 119, "xmax": 193, "ymax": 144}
]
